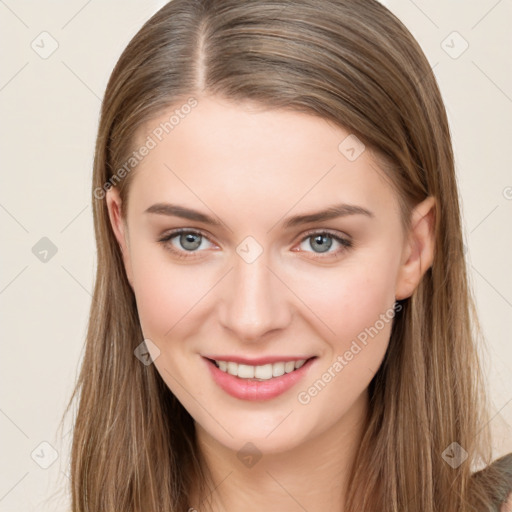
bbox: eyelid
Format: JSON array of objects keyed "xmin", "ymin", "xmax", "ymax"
[
  {"xmin": 158, "ymin": 227, "xmax": 215, "ymax": 243},
  {"xmin": 297, "ymin": 227, "xmax": 351, "ymax": 243}
]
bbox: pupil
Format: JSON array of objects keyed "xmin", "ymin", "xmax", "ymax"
[
  {"xmin": 311, "ymin": 234, "xmax": 332, "ymax": 253},
  {"xmin": 181, "ymin": 233, "xmax": 201, "ymax": 250}
]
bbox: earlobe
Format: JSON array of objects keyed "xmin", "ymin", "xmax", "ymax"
[{"xmin": 395, "ymin": 196, "xmax": 436, "ymax": 300}]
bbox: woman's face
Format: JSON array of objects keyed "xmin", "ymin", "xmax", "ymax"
[{"xmin": 107, "ymin": 95, "xmax": 434, "ymax": 454}]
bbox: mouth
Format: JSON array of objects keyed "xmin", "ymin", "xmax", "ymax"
[
  {"xmin": 202, "ymin": 355, "xmax": 317, "ymax": 401},
  {"xmin": 207, "ymin": 357, "xmax": 315, "ymax": 381}
]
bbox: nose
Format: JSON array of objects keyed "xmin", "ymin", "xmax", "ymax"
[{"xmin": 218, "ymin": 253, "xmax": 292, "ymax": 343}]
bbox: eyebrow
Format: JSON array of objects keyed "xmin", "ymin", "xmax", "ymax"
[
  {"xmin": 281, "ymin": 203, "xmax": 374, "ymax": 228},
  {"xmin": 144, "ymin": 202, "xmax": 374, "ymax": 228},
  {"xmin": 145, "ymin": 203, "xmax": 222, "ymax": 225}
]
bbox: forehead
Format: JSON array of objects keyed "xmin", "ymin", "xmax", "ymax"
[{"xmin": 127, "ymin": 96, "xmax": 399, "ymax": 222}]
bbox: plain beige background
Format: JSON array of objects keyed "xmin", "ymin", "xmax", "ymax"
[{"xmin": 0, "ymin": 1, "xmax": 511, "ymax": 510}]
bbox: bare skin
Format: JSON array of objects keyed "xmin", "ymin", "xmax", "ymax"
[{"xmin": 107, "ymin": 95, "xmax": 435, "ymax": 511}]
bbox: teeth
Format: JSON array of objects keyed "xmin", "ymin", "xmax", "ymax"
[
  {"xmin": 272, "ymin": 362, "xmax": 285, "ymax": 377},
  {"xmin": 284, "ymin": 361, "xmax": 295, "ymax": 373},
  {"xmin": 254, "ymin": 363, "xmax": 273, "ymax": 379},
  {"xmin": 214, "ymin": 359, "xmax": 308, "ymax": 379},
  {"xmin": 237, "ymin": 364, "xmax": 255, "ymax": 379}
]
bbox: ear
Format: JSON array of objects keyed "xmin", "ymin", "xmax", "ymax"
[
  {"xmin": 395, "ymin": 196, "xmax": 436, "ymax": 300},
  {"xmin": 105, "ymin": 186, "xmax": 133, "ymax": 287}
]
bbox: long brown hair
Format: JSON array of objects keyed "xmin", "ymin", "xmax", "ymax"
[{"xmin": 63, "ymin": 0, "xmax": 509, "ymax": 510}]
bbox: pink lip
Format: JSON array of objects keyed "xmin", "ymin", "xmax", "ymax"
[{"xmin": 203, "ymin": 356, "xmax": 316, "ymax": 401}]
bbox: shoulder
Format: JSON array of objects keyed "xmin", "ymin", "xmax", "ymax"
[
  {"xmin": 501, "ymin": 491, "xmax": 512, "ymax": 512},
  {"xmin": 472, "ymin": 452, "xmax": 512, "ymax": 511},
  {"xmin": 500, "ymin": 453, "xmax": 512, "ymax": 512}
]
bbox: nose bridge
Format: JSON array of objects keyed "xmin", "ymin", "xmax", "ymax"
[{"xmin": 218, "ymin": 250, "xmax": 291, "ymax": 341}]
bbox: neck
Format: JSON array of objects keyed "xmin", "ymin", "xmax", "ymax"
[{"xmin": 189, "ymin": 390, "xmax": 369, "ymax": 512}]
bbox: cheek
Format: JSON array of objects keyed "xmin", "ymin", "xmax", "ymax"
[
  {"xmin": 290, "ymin": 248, "xmax": 400, "ymax": 422},
  {"xmin": 128, "ymin": 245, "xmax": 215, "ymax": 341},
  {"xmin": 289, "ymin": 249, "xmax": 399, "ymax": 350}
]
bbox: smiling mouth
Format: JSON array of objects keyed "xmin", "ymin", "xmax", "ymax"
[{"xmin": 206, "ymin": 357, "xmax": 317, "ymax": 381}]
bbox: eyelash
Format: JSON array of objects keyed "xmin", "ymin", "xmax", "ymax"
[{"xmin": 157, "ymin": 228, "xmax": 353, "ymax": 260}]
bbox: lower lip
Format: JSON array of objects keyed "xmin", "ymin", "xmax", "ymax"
[{"xmin": 203, "ymin": 357, "xmax": 316, "ymax": 401}]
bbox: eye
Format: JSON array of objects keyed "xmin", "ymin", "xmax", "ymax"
[
  {"xmin": 295, "ymin": 230, "xmax": 352, "ymax": 258},
  {"xmin": 158, "ymin": 229, "xmax": 216, "ymax": 259},
  {"xmin": 157, "ymin": 228, "xmax": 353, "ymax": 260}
]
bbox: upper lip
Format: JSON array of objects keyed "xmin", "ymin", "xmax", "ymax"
[{"xmin": 203, "ymin": 355, "xmax": 316, "ymax": 365}]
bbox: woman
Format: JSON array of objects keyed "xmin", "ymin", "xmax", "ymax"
[{"xmin": 64, "ymin": 0, "xmax": 512, "ymax": 510}]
